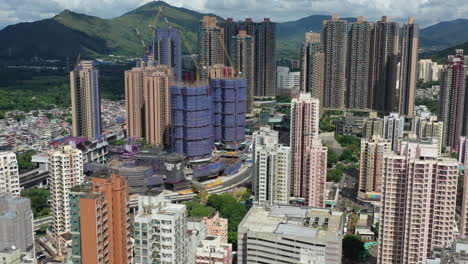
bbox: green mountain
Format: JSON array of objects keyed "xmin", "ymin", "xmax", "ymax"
[
  {"xmin": 428, "ymin": 41, "xmax": 468, "ymax": 63},
  {"xmin": 1, "ymin": 1, "xmax": 468, "ymax": 60},
  {"xmin": 0, "ymin": 1, "xmax": 217, "ymax": 59},
  {"xmin": 420, "ymin": 19, "xmax": 468, "ymax": 50},
  {"xmin": 276, "ymin": 15, "xmax": 356, "ymax": 59}
]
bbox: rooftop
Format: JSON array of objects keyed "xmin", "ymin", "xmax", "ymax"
[{"xmin": 239, "ymin": 206, "xmax": 344, "ymax": 243}]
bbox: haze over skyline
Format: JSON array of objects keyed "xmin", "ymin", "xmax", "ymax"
[{"xmin": 1, "ymin": 0, "xmax": 468, "ymax": 29}]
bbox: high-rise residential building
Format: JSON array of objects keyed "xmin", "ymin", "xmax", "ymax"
[
  {"xmin": 133, "ymin": 195, "xmax": 188, "ymax": 264},
  {"xmin": 49, "ymin": 145, "xmax": 83, "ymax": 237},
  {"xmin": 300, "ymin": 32, "xmax": 325, "ymax": 105},
  {"xmin": 232, "ymin": 30, "xmax": 255, "ymax": 113},
  {"xmin": 370, "ymin": 16, "xmax": 399, "ymax": 113},
  {"xmin": 198, "ymin": 16, "xmax": 224, "ymax": 72},
  {"xmin": 0, "ymin": 152, "xmax": 20, "ymax": 197},
  {"xmin": 218, "ymin": 17, "xmax": 238, "ymax": 67},
  {"xmin": 302, "ymin": 139, "xmax": 328, "ymax": 207},
  {"xmin": 290, "ymin": 93, "xmax": 326, "ymax": 207},
  {"xmin": 383, "ymin": 112, "xmax": 404, "ymax": 151},
  {"xmin": 378, "ymin": 139, "xmax": 458, "ymax": 264},
  {"xmin": 461, "ymin": 164, "xmax": 468, "ymax": 239},
  {"xmin": 459, "ymin": 137, "xmax": 468, "ymax": 165},
  {"xmin": 125, "ymin": 65, "xmax": 173, "ymax": 147},
  {"xmin": 322, "ymin": 15, "xmax": 347, "ymax": 108},
  {"xmin": 171, "ymin": 83, "xmax": 213, "ymax": 160},
  {"xmin": 143, "ymin": 66, "xmax": 173, "ymax": 147},
  {"xmin": 203, "ymin": 212, "xmax": 228, "ymax": 244},
  {"xmin": 418, "ymin": 59, "xmax": 443, "ymax": 83},
  {"xmin": 417, "ymin": 115, "xmax": 444, "ymax": 153},
  {"xmin": 237, "ymin": 206, "xmax": 343, "ymax": 264},
  {"xmin": 239, "ymin": 18, "xmax": 276, "ymax": 96},
  {"xmin": 49, "ymin": 145, "xmax": 84, "ymax": 241},
  {"xmin": 211, "ymin": 77, "xmax": 246, "ymax": 145},
  {"xmin": 363, "ymin": 112, "xmax": 384, "ymax": 139},
  {"xmin": 194, "ymin": 235, "xmax": 233, "ymax": 264},
  {"xmin": 358, "ymin": 135, "xmax": 391, "ymax": 195},
  {"xmin": 154, "ymin": 28, "xmax": 182, "ymax": 81},
  {"xmin": 398, "ymin": 17, "xmax": 419, "ymax": 117},
  {"xmin": 70, "ymin": 173, "xmax": 132, "ymax": 264},
  {"xmin": 70, "ymin": 60, "xmax": 102, "ymax": 140},
  {"xmin": 252, "ymin": 127, "xmax": 291, "ymax": 206},
  {"xmin": 0, "ymin": 193, "xmax": 34, "ymax": 256},
  {"xmin": 277, "ymin": 67, "xmax": 300, "ymax": 90},
  {"xmin": 438, "ymin": 50, "xmax": 467, "ymax": 151},
  {"xmin": 347, "ymin": 16, "xmax": 374, "ymax": 109}
]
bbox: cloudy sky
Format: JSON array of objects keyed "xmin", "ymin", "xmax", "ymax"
[{"xmin": 1, "ymin": 0, "xmax": 467, "ymax": 29}]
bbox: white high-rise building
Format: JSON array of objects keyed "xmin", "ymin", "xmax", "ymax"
[
  {"xmin": 49, "ymin": 145, "xmax": 83, "ymax": 237},
  {"xmin": 133, "ymin": 195, "xmax": 188, "ymax": 264},
  {"xmin": 277, "ymin": 66, "xmax": 300, "ymax": 90},
  {"xmin": 384, "ymin": 113, "xmax": 405, "ymax": 151},
  {"xmin": 253, "ymin": 127, "xmax": 291, "ymax": 205},
  {"xmin": 0, "ymin": 152, "xmax": 20, "ymax": 197}
]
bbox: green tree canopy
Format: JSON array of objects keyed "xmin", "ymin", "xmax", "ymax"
[
  {"xmin": 343, "ymin": 234, "xmax": 365, "ymax": 263},
  {"xmin": 21, "ymin": 188, "xmax": 50, "ymax": 218}
]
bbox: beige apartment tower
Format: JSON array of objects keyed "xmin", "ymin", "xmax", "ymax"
[
  {"xmin": 300, "ymin": 32, "xmax": 325, "ymax": 107},
  {"xmin": 125, "ymin": 65, "xmax": 174, "ymax": 147},
  {"xmin": 233, "ymin": 30, "xmax": 255, "ymax": 113},
  {"xmin": 398, "ymin": 17, "xmax": 419, "ymax": 117},
  {"xmin": 49, "ymin": 145, "xmax": 83, "ymax": 238},
  {"xmin": 70, "ymin": 60, "xmax": 101, "ymax": 140},
  {"xmin": 358, "ymin": 135, "xmax": 391, "ymax": 194}
]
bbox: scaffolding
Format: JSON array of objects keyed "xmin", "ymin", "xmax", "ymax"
[
  {"xmin": 171, "ymin": 84, "xmax": 214, "ymax": 159},
  {"xmin": 211, "ymin": 78, "xmax": 247, "ymax": 145}
]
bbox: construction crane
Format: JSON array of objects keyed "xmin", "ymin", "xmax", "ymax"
[
  {"xmin": 219, "ymin": 35, "xmax": 236, "ymax": 77},
  {"xmin": 164, "ymin": 17, "xmax": 201, "ymax": 82},
  {"xmin": 134, "ymin": 28, "xmax": 149, "ymax": 55},
  {"xmin": 73, "ymin": 53, "xmax": 81, "ymax": 71},
  {"xmin": 147, "ymin": 6, "xmax": 164, "ymax": 58}
]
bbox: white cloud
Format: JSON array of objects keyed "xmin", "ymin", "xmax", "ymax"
[{"xmin": 1, "ymin": 0, "xmax": 468, "ymax": 29}]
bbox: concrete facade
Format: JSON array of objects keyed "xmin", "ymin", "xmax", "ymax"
[
  {"xmin": 383, "ymin": 112, "xmax": 404, "ymax": 151},
  {"xmin": 300, "ymin": 32, "xmax": 325, "ymax": 107},
  {"xmin": 203, "ymin": 212, "xmax": 228, "ymax": 244},
  {"xmin": 438, "ymin": 49, "xmax": 467, "ymax": 152},
  {"xmin": 49, "ymin": 145, "xmax": 83, "ymax": 237},
  {"xmin": 0, "ymin": 193, "xmax": 34, "ymax": 256},
  {"xmin": 252, "ymin": 127, "xmax": 291, "ymax": 206},
  {"xmin": 359, "ymin": 135, "xmax": 391, "ymax": 194},
  {"xmin": 347, "ymin": 17, "xmax": 374, "ymax": 109},
  {"xmin": 398, "ymin": 17, "xmax": 419, "ymax": 118},
  {"xmin": 194, "ymin": 236, "xmax": 232, "ymax": 264},
  {"xmin": 290, "ymin": 93, "xmax": 322, "ymax": 206},
  {"xmin": 322, "ymin": 15, "xmax": 348, "ymax": 108},
  {"xmin": 378, "ymin": 140, "xmax": 458, "ymax": 264},
  {"xmin": 0, "ymin": 152, "xmax": 20, "ymax": 196},
  {"xmin": 70, "ymin": 60, "xmax": 102, "ymax": 140},
  {"xmin": 133, "ymin": 195, "xmax": 188, "ymax": 264},
  {"xmin": 70, "ymin": 173, "xmax": 133, "ymax": 264},
  {"xmin": 125, "ymin": 65, "xmax": 174, "ymax": 147},
  {"xmin": 370, "ymin": 16, "xmax": 399, "ymax": 113},
  {"xmin": 233, "ymin": 30, "xmax": 255, "ymax": 113},
  {"xmin": 237, "ymin": 206, "xmax": 343, "ymax": 264}
]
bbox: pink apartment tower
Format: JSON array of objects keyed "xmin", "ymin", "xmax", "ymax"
[
  {"xmin": 378, "ymin": 139, "xmax": 458, "ymax": 264},
  {"xmin": 290, "ymin": 93, "xmax": 326, "ymax": 207}
]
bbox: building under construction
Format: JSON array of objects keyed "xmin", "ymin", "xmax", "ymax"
[
  {"xmin": 212, "ymin": 76, "xmax": 247, "ymax": 145},
  {"xmin": 171, "ymin": 83, "xmax": 214, "ymax": 160}
]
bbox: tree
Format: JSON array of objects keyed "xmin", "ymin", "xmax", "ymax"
[
  {"xmin": 21, "ymin": 188, "xmax": 50, "ymax": 218},
  {"xmin": 16, "ymin": 150, "xmax": 37, "ymax": 173},
  {"xmin": 343, "ymin": 234, "xmax": 365, "ymax": 263},
  {"xmin": 183, "ymin": 201, "xmax": 216, "ymax": 217},
  {"xmin": 207, "ymin": 194, "xmax": 248, "ymax": 246},
  {"xmin": 328, "ymin": 149, "xmax": 339, "ymax": 167},
  {"xmin": 327, "ymin": 168, "xmax": 343, "ymax": 182}
]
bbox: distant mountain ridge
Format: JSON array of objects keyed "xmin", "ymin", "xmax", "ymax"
[{"xmin": 0, "ymin": 0, "xmax": 467, "ymax": 60}]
